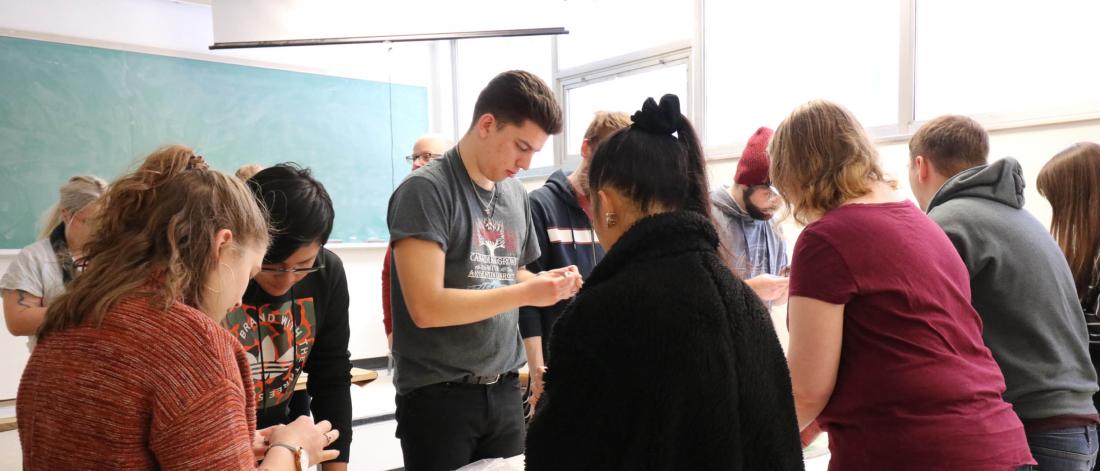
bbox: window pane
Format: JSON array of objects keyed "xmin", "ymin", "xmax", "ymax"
[
  {"xmin": 704, "ymin": 0, "xmax": 899, "ymax": 149},
  {"xmin": 557, "ymin": 0, "xmax": 692, "ymax": 70},
  {"xmin": 915, "ymin": 0, "xmax": 1100, "ymax": 120},
  {"xmin": 565, "ymin": 64, "xmax": 689, "ymax": 155},
  {"xmin": 455, "ymin": 35, "xmax": 557, "ymax": 168}
]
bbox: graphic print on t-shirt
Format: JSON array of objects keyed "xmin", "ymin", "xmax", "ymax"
[
  {"xmin": 468, "ymin": 215, "xmax": 520, "ymax": 290},
  {"xmin": 744, "ymin": 233, "xmax": 771, "ymax": 279},
  {"xmin": 224, "ymin": 298, "xmax": 317, "ymax": 409}
]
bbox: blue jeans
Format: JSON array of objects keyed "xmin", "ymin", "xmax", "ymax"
[{"xmin": 1024, "ymin": 424, "xmax": 1098, "ymax": 471}]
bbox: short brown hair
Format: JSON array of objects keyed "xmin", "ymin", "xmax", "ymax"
[
  {"xmin": 909, "ymin": 115, "xmax": 989, "ymax": 177},
  {"xmin": 583, "ymin": 111, "xmax": 631, "ymax": 151},
  {"xmin": 470, "ymin": 70, "xmax": 562, "ymax": 135},
  {"xmin": 769, "ymin": 100, "xmax": 886, "ymax": 225}
]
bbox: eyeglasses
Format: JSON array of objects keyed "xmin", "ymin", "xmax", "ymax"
[
  {"xmin": 260, "ymin": 264, "xmax": 325, "ymax": 275},
  {"xmin": 405, "ymin": 153, "xmax": 443, "ymax": 164}
]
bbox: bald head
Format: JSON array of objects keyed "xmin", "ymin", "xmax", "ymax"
[{"xmin": 411, "ymin": 134, "xmax": 453, "ymax": 170}]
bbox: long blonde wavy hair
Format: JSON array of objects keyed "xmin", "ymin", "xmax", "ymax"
[{"xmin": 39, "ymin": 145, "xmax": 270, "ymax": 335}]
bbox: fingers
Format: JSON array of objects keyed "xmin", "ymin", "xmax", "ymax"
[
  {"xmin": 314, "ymin": 449, "xmax": 341, "ymax": 464},
  {"xmin": 552, "ymin": 276, "xmax": 578, "ymax": 300},
  {"xmin": 258, "ymin": 427, "xmax": 277, "ymax": 438},
  {"xmin": 312, "ymin": 419, "xmax": 333, "ymax": 434}
]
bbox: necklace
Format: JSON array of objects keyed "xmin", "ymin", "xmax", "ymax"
[
  {"xmin": 469, "ymin": 177, "xmax": 497, "ymax": 218},
  {"xmin": 456, "ymin": 146, "xmax": 497, "ymax": 218}
]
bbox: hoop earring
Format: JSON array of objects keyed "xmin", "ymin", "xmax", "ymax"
[
  {"xmin": 204, "ymin": 262, "xmax": 236, "ymax": 294},
  {"xmin": 604, "ymin": 212, "xmax": 618, "ymax": 228}
]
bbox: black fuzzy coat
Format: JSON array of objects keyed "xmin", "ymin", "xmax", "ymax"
[{"xmin": 525, "ymin": 211, "xmax": 804, "ymax": 471}]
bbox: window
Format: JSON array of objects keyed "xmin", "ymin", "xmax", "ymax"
[
  {"xmin": 915, "ymin": 0, "xmax": 1100, "ymax": 121},
  {"xmin": 453, "ymin": 35, "xmax": 557, "ymax": 169},
  {"xmin": 703, "ymin": 0, "xmax": 900, "ymax": 150},
  {"xmin": 556, "ymin": 0, "xmax": 693, "ymax": 71},
  {"xmin": 563, "ymin": 62, "xmax": 689, "ymax": 156}
]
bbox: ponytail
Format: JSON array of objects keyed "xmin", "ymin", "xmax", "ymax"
[{"xmin": 588, "ymin": 94, "xmax": 712, "ymax": 219}]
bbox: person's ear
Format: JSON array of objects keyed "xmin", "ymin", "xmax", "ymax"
[
  {"xmin": 475, "ymin": 113, "xmax": 496, "ymax": 139},
  {"xmin": 60, "ymin": 208, "xmax": 72, "ymax": 224},
  {"xmin": 914, "ymin": 155, "xmax": 931, "ymax": 183},
  {"xmin": 580, "ymin": 139, "xmax": 592, "ymax": 160},
  {"xmin": 598, "ymin": 187, "xmax": 633, "ymax": 228},
  {"xmin": 212, "ymin": 229, "xmax": 234, "ymax": 263}
]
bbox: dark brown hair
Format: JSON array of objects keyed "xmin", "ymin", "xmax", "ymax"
[{"xmin": 470, "ymin": 70, "xmax": 562, "ymax": 135}]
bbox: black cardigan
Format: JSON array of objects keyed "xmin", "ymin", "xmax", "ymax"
[{"xmin": 526, "ymin": 211, "xmax": 804, "ymax": 471}]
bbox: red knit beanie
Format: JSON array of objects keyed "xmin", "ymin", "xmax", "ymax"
[{"xmin": 734, "ymin": 127, "xmax": 774, "ymax": 186}]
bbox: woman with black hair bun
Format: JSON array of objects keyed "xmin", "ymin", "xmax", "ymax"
[{"xmin": 525, "ymin": 95, "xmax": 804, "ymax": 470}]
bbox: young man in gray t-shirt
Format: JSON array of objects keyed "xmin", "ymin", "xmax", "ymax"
[{"xmin": 387, "ymin": 70, "xmax": 581, "ymax": 471}]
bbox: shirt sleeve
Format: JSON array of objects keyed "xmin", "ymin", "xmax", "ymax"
[
  {"xmin": 151, "ymin": 380, "xmax": 257, "ymax": 470},
  {"xmin": 387, "ymin": 175, "xmax": 451, "ymax": 250},
  {"xmin": 519, "ymin": 195, "xmax": 553, "ymax": 339},
  {"xmin": 305, "ymin": 251, "xmax": 353, "ymax": 462},
  {"xmin": 519, "ymin": 188, "xmax": 542, "ymax": 268},
  {"xmin": 0, "ymin": 244, "xmax": 47, "ymax": 297},
  {"xmin": 382, "ymin": 247, "xmax": 393, "ymax": 336},
  {"xmin": 788, "ymin": 228, "xmax": 858, "ymax": 305}
]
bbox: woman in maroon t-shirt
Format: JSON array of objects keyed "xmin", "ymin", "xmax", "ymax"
[{"xmin": 769, "ymin": 100, "xmax": 1034, "ymax": 470}]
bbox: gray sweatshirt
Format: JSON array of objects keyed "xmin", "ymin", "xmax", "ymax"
[
  {"xmin": 927, "ymin": 157, "xmax": 1099, "ymax": 422},
  {"xmin": 709, "ymin": 186, "xmax": 788, "ymax": 280}
]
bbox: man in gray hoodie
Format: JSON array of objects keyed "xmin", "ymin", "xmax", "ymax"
[
  {"xmin": 710, "ymin": 127, "xmax": 789, "ymax": 305},
  {"xmin": 909, "ymin": 115, "xmax": 1100, "ymax": 471}
]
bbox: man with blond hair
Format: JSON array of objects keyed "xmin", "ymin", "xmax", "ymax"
[{"xmin": 519, "ymin": 111, "xmax": 631, "ymax": 410}]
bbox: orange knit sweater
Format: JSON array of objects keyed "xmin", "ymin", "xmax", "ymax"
[{"xmin": 18, "ymin": 296, "xmax": 260, "ymax": 470}]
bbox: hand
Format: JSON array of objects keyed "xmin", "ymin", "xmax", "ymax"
[
  {"xmin": 253, "ymin": 426, "xmax": 277, "ymax": 462},
  {"xmin": 525, "ymin": 269, "xmax": 582, "ymax": 307},
  {"xmin": 746, "ymin": 274, "xmax": 789, "ymax": 302},
  {"xmin": 800, "ymin": 420, "xmax": 823, "ymax": 448},
  {"xmin": 528, "ymin": 366, "xmax": 547, "ymax": 409},
  {"xmin": 546, "ymin": 266, "xmax": 584, "ymax": 292},
  {"xmin": 267, "ymin": 416, "xmax": 341, "ymax": 466}
]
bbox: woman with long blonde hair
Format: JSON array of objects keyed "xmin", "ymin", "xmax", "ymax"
[
  {"xmin": 18, "ymin": 145, "xmax": 340, "ymax": 470},
  {"xmin": 1, "ymin": 175, "xmax": 106, "ymax": 347},
  {"xmin": 775, "ymin": 100, "xmax": 1033, "ymax": 470}
]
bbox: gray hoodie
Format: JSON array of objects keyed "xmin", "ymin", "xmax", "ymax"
[
  {"xmin": 927, "ymin": 157, "xmax": 1098, "ymax": 423},
  {"xmin": 710, "ymin": 186, "xmax": 788, "ymax": 280}
]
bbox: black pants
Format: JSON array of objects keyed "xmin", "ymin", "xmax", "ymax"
[{"xmin": 395, "ymin": 374, "xmax": 524, "ymax": 471}]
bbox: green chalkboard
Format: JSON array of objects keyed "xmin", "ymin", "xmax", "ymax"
[{"xmin": 0, "ymin": 35, "xmax": 427, "ymax": 249}]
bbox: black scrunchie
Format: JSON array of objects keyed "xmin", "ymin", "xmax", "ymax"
[{"xmin": 631, "ymin": 94, "xmax": 682, "ymax": 136}]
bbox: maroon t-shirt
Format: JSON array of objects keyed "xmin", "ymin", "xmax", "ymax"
[{"xmin": 789, "ymin": 201, "xmax": 1033, "ymax": 471}]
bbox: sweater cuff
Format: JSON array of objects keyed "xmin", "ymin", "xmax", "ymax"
[{"xmin": 518, "ymin": 306, "xmax": 543, "ymax": 339}]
